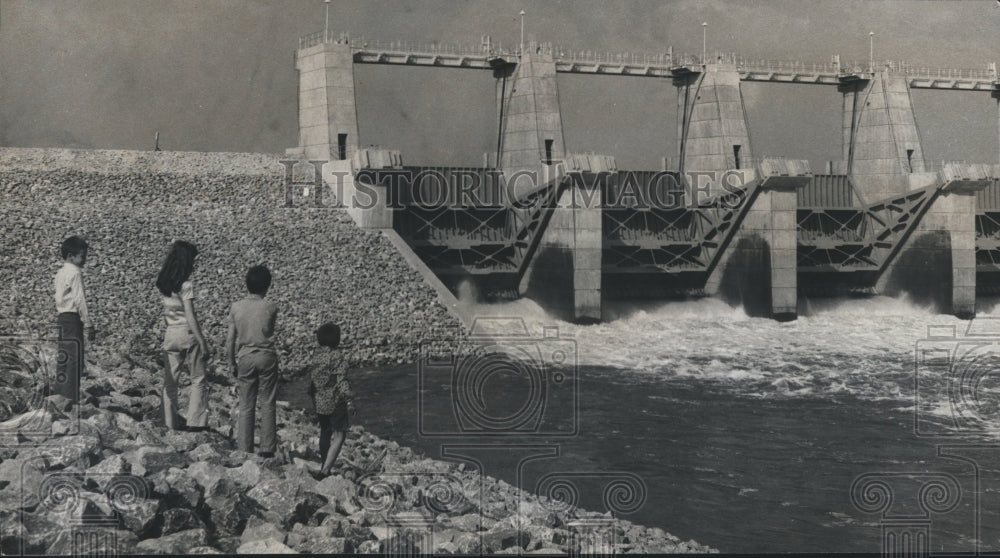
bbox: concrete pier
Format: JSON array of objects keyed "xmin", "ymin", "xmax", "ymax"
[
  {"xmin": 877, "ymin": 165, "xmax": 993, "ymax": 318},
  {"xmin": 495, "ymin": 43, "xmax": 567, "ymax": 177},
  {"xmin": 289, "ymin": 37, "xmax": 360, "ymax": 161},
  {"xmin": 672, "ymin": 62, "xmax": 808, "ymax": 319},
  {"xmin": 674, "ymin": 63, "xmax": 753, "ymax": 180},
  {"xmin": 522, "ymin": 156, "xmax": 612, "ymax": 322},
  {"xmin": 705, "ymin": 161, "xmax": 812, "ymax": 320},
  {"xmin": 841, "ymin": 70, "xmax": 926, "ymax": 201}
]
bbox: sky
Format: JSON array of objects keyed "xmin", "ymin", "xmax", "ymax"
[{"xmin": 1, "ymin": 0, "xmax": 999, "ymax": 170}]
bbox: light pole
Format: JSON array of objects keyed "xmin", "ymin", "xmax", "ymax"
[
  {"xmin": 869, "ymin": 31, "xmax": 874, "ymax": 74},
  {"xmin": 325, "ymin": 0, "xmax": 330, "ymax": 41},
  {"xmin": 520, "ymin": 10, "xmax": 526, "ymax": 58},
  {"xmin": 702, "ymin": 22, "xmax": 707, "ymax": 64}
]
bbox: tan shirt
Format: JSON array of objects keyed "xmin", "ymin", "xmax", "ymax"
[
  {"xmin": 229, "ymin": 295, "xmax": 278, "ymax": 359},
  {"xmin": 54, "ymin": 262, "xmax": 90, "ymax": 326}
]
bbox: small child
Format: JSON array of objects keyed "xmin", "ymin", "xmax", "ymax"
[
  {"xmin": 53, "ymin": 236, "xmax": 94, "ymax": 403},
  {"xmin": 226, "ymin": 265, "xmax": 279, "ymax": 456},
  {"xmin": 309, "ymin": 322, "xmax": 355, "ymax": 476}
]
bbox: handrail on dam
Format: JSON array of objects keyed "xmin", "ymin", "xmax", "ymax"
[{"xmin": 299, "ymin": 30, "xmax": 1000, "ymax": 90}]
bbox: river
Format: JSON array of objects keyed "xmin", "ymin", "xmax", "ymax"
[{"xmin": 282, "ymin": 294, "xmax": 1000, "ymax": 554}]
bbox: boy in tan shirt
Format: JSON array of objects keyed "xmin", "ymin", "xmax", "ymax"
[{"xmin": 226, "ymin": 265, "xmax": 279, "ymax": 457}]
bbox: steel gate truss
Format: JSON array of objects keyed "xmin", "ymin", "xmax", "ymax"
[
  {"xmin": 797, "ymin": 184, "xmax": 939, "ymax": 272},
  {"xmin": 602, "ymin": 181, "xmax": 760, "ymax": 274},
  {"xmin": 975, "ymin": 211, "xmax": 1000, "ymax": 272},
  {"xmin": 393, "ymin": 172, "xmax": 564, "ymax": 281}
]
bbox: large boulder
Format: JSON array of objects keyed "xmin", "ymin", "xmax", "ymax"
[
  {"xmin": 314, "ymin": 474, "xmax": 358, "ymax": 513},
  {"xmin": 0, "ymin": 409, "xmax": 54, "ymax": 443},
  {"xmin": 246, "ymin": 478, "xmax": 327, "ymax": 529},
  {"xmin": 148, "ymin": 467, "xmax": 203, "ymax": 509},
  {"xmin": 225, "ymin": 460, "xmax": 275, "ymax": 487},
  {"xmin": 16, "ymin": 512, "xmax": 70, "ymax": 553},
  {"xmin": 118, "ymin": 496, "xmax": 163, "ymax": 537},
  {"xmin": 342, "ymin": 523, "xmax": 376, "ymax": 553},
  {"xmin": 236, "ymin": 537, "xmax": 297, "ymax": 554},
  {"xmin": 189, "ymin": 443, "xmax": 224, "ymax": 465},
  {"xmin": 186, "ymin": 461, "xmax": 227, "ymax": 493},
  {"xmin": 280, "ymin": 462, "xmax": 318, "ymax": 493},
  {"xmin": 122, "ymin": 446, "xmax": 189, "ymax": 476},
  {"xmin": 84, "ymin": 454, "xmax": 129, "ymax": 490},
  {"xmin": 19, "ymin": 435, "xmax": 101, "ymax": 469},
  {"xmin": 239, "ymin": 516, "xmax": 287, "ymax": 545},
  {"xmin": 448, "ymin": 512, "xmax": 494, "ymax": 532},
  {"xmin": 0, "ymin": 457, "xmax": 47, "ymax": 509},
  {"xmin": 45, "ymin": 526, "xmax": 138, "ymax": 556},
  {"xmin": 161, "ymin": 429, "xmax": 204, "ymax": 453},
  {"xmin": 481, "ymin": 525, "xmax": 531, "ymax": 554},
  {"xmin": 160, "ymin": 507, "xmax": 205, "ymax": 536},
  {"xmin": 135, "ymin": 528, "xmax": 209, "ymax": 555},
  {"xmin": 202, "ymin": 478, "xmax": 259, "ymax": 537},
  {"xmin": 295, "ymin": 536, "xmax": 346, "ymax": 554}
]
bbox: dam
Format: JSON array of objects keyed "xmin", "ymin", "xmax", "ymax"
[{"xmin": 284, "ymin": 31, "xmax": 1000, "ymax": 323}]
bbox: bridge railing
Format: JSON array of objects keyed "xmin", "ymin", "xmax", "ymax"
[
  {"xmin": 655, "ymin": 51, "xmax": 997, "ymax": 83},
  {"xmin": 880, "ymin": 61, "xmax": 996, "ymax": 81},
  {"xmin": 350, "ymin": 36, "xmax": 515, "ymax": 57},
  {"xmin": 738, "ymin": 57, "xmax": 840, "ymax": 74},
  {"xmin": 299, "ymin": 31, "xmax": 1000, "ymax": 83},
  {"xmin": 299, "ymin": 30, "xmax": 329, "ymax": 50},
  {"xmin": 552, "ymin": 48, "xmax": 674, "ymax": 67}
]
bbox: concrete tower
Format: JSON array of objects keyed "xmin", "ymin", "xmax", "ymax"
[
  {"xmin": 675, "ymin": 63, "xmax": 754, "ymax": 180},
  {"xmin": 841, "ymin": 70, "xmax": 926, "ymax": 200},
  {"xmin": 495, "ymin": 43, "xmax": 566, "ymax": 177},
  {"xmin": 291, "ymin": 37, "xmax": 360, "ymax": 161}
]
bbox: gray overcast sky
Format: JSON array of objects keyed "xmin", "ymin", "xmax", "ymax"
[{"xmin": 1, "ymin": 0, "xmax": 999, "ymax": 170}]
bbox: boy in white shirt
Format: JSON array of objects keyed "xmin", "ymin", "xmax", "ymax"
[{"xmin": 53, "ymin": 236, "xmax": 94, "ymax": 403}]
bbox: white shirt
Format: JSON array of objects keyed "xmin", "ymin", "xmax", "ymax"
[
  {"xmin": 161, "ymin": 281, "xmax": 194, "ymax": 327},
  {"xmin": 54, "ymin": 262, "xmax": 90, "ymax": 326}
]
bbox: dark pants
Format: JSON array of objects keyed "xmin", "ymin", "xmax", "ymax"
[{"xmin": 55, "ymin": 312, "xmax": 84, "ymax": 403}]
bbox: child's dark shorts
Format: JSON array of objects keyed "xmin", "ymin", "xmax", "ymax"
[{"xmin": 318, "ymin": 401, "xmax": 349, "ymax": 431}]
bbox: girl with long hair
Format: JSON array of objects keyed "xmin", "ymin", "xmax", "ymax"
[{"xmin": 156, "ymin": 240, "xmax": 211, "ymax": 431}]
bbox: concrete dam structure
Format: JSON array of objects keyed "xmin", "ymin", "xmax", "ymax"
[{"xmin": 285, "ymin": 31, "xmax": 1000, "ymax": 323}]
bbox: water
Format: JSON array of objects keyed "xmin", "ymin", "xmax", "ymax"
[{"xmin": 281, "ymin": 295, "xmax": 1000, "ymax": 553}]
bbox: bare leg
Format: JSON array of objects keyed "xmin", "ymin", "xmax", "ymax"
[{"xmin": 320, "ymin": 430, "xmax": 345, "ymax": 475}]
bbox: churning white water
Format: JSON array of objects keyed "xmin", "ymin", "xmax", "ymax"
[
  {"xmin": 397, "ymin": 292, "xmax": 1000, "ymax": 553},
  {"xmin": 464, "ymin": 294, "xmax": 978, "ymax": 402}
]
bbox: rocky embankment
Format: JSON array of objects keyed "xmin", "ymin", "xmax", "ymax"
[
  {"xmin": 0, "ymin": 343, "xmax": 713, "ymax": 554},
  {"xmin": 0, "ymin": 148, "xmax": 463, "ymax": 372},
  {"xmin": 0, "ymin": 148, "xmax": 714, "ymax": 554}
]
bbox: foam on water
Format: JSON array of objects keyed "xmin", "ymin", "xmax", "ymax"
[{"xmin": 463, "ymin": 293, "xmax": 982, "ymax": 402}]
